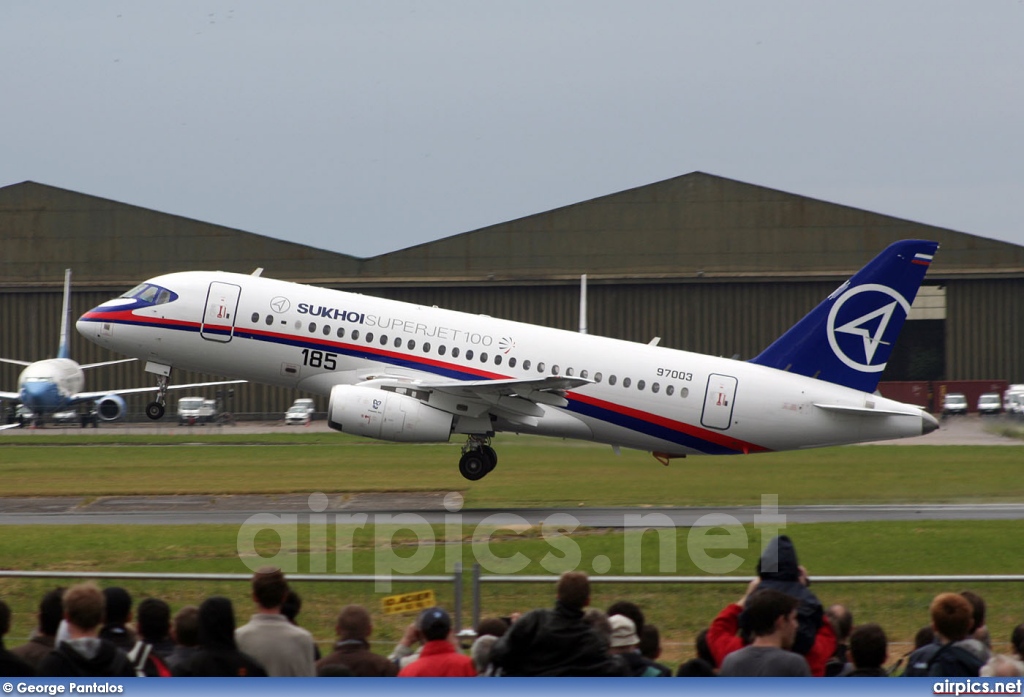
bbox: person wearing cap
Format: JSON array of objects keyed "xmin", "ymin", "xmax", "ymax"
[
  {"xmin": 397, "ymin": 607, "xmax": 476, "ymax": 677},
  {"xmin": 607, "ymin": 615, "xmax": 671, "ymax": 677}
]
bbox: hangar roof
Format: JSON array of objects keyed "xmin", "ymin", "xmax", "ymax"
[
  {"xmin": 0, "ymin": 181, "xmax": 360, "ymax": 288},
  {"xmin": 3, "ymin": 173, "xmax": 1022, "ymax": 288},
  {"xmin": 358, "ymin": 172, "xmax": 1024, "ymax": 283}
]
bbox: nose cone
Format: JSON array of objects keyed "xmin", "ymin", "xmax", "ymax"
[
  {"xmin": 21, "ymin": 380, "xmax": 60, "ymax": 412},
  {"xmin": 922, "ymin": 411, "xmax": 940, "ymax": 435},
  {"xmin": 75, "ymin": 314, "xmax": 91, "ymax": 338}
]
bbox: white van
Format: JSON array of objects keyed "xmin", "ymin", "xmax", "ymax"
[
  {"xmin": 1003, "ymin": 386, "xmax": 1024, "ymax": 418},
  {"xmin": 178, "ymin": 396, "xmax": 218, "ymax": 425},
  {"xmin": 284, "ymin": 398, "xmax": 315, "ymax": 425}
]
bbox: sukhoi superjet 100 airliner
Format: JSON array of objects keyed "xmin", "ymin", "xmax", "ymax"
[{"xmin": 77, "ymin": 240, "xmax": 939, "ymax": 479}]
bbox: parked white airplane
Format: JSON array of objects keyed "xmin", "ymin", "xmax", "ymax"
[
  {"xmin": 77, "ymin": 240, "xmax": 940, "ymax": 478},
  {"xmin": 1, "ymin": 269, "xmax": 242, "ymax": 430}
]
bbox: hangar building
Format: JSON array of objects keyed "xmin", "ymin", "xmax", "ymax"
[{"xmin": 2, "ymin": 172, "xmax": 1022, "ymax": 418}]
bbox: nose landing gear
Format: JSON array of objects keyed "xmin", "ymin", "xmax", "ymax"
[{"xmin": 145, "ymin": 371, "xmax": 169, "ymax": 420}]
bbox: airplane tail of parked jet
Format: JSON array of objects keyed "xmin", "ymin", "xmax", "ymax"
[
  {"xmin": 750, "ymin": 240, "xmax": 938, "ymax": 393},
  {"xmin": 57, "ymin": 268, "xmax": 73, "ymax": 360}
]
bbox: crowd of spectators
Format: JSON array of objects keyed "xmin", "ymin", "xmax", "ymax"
[{"xmin": 2, "ymin": 538, "xmax": 1023, "ymax": 678}]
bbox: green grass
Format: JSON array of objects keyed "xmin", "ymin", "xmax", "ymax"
[
  {"xmin": 1, "ymin": 433, "xmax": 1023, "ymax": 506},
  {"xmin": 2, "ymin": 434, "xmax": 1023, "ymax": 670}
]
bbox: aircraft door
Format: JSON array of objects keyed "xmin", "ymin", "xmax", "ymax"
[
  {"xmin": 201, "ymin": 282, "xmax": 242, "ymax": 343},
  {"xmin": 701, "ymin": 374, "xmax": 738, "ymax": 431}
]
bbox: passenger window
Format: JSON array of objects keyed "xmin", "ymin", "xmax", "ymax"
[
  {"xmin": 637, "ymin": 380, "xmax": 645, "ymax": 391},
  {"xmin": 380, "ymin": 335, "xmax": 388, "ymax": 345},
  {"xmin": 351, "ymin": 330, "xmax": 360, "ymax": 340},
  {"xmin": 680, "ymin": 387, "xmax": 689, "ymax": 398},
  {"xmin": 651, "ymin": 382, "xmax": 660, "ymax": 394},
  {"xmin": 566, "ymin": 368, "xmax": 574, "ymax": 377},
  {"xmin": 508, "ymin": 357, "xmax": 517, "ymax": 368},
  {"xmin": 466, "ymin": 349, "xmax": 474, "ymax": 360},
  {"xmin": 394, "ymin": 337, "xmax": 402, "ymax": 348},
  {"xmin": 494, "ymin": 355, "xmax": 502, "ymax": 365},
  {"xmin": 580, "ymin": 370, "xmax": 588, "ymax": 379},
  {"xmin": 294, "ymin": 320, "xmax": 301, "ymax": 330},
  {"xmin": 523, "ymin": 360, "xmax": 531, "ymax": 370},
  {"xmin": 608, "ymin": 375, "xmax": 617, "ymax": 385},
  {"xmin": 337, "ymin": 327, "xmax": 345, "ymax": 338},
  {"xmin": 666, "ymin": 385, "xmax": 674, "ymax": 396},
  {"xmin": 451, "ymin": 347, "xmax": 460, "ymax": 358},
  {"xmin": 594, "ymin": 372, "xmax": 602, "ymax": 383},
  {"xmin": 438, "ymin": 345, "xmax": 446, "ymax": 356},
  {"xmin": 308, "ymin": 322, "xmax": 317, "ymax": 333},
  {"xmin": 552, "ymin": 365, "xmax": 560, "ymax": 375},
  {"xmin": 266, "ymin": 316, "xmax": 274, "ymax": 326},
  {"xmin": 423, "ymin": 343, "xmax": 431, "ymax": 352},
  {"xmin": 623, "ymin": 378, "xmax": 631, "ymax": 388},
  {"xmin": 251, "ymin": 312, "xmax": 260, "ymax": 323},
  {"xmin": 408, "ymin": 339, "xmax": 416, "ymax": 350},
  {"xmin": 323, "ymin": 325, "xmax": 331, "ymax": 336},
  {"xmin": 480, "ymin": 353, "xmax": 488, "ymax": 363},
  {"xmin": 537, "ymin": 362, "xmax": 546, "ymax": 372},
  {"xmin": 365, "ymin": 332, "xmax": 374, "ymax": 342}
]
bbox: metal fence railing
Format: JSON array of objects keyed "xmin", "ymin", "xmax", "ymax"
[{"xmin": 7, "ymin": 567, "xmax": 1023, "ymax": 635}]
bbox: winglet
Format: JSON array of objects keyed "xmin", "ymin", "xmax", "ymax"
[
  {"xmin": 57, "ymin": 269, "xmax": 72, "ymax": 359},
  {"xmin": 750, "ymin": 240, "xmax": 938, "ymax": 393}
]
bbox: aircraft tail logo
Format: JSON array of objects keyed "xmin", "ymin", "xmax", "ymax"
[{"xmin": 750, "ymin": 240, "xmax": 938, "ymax": 393}]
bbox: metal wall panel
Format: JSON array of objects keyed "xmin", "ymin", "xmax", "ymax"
[{"xmin": 946, "ymin": 279, "xmax": 1024, "ymax": 381}]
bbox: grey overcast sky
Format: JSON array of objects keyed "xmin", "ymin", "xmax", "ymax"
[{"xmin": 2, "ymin": 1, "xmax": 1023, "ymax": 259}]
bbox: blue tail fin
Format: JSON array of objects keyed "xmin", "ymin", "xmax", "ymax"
[
  {"xmin": 750, "ymin": 240, "xmax": 938, "ymax": 392},
  {"xmin": 57, "ymin": 268, "xmax": 72, "ymax": 359}
]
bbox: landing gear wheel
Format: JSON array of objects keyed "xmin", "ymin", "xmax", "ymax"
[
  {"xmin": 145, "ymin": 401, "xmax": 166, "ymax": 421},
  {"xmin": 481, "ymin": 445, "xmax": 498, "ymax": 473},
  {"xmin": 459, "ymin": 451, "xmax": 489, "ymax": 481}
]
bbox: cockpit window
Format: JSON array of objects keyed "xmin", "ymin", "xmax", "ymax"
[{"xmin": 121, "ymin": 283, "xmax": 174, "ymax": 305}]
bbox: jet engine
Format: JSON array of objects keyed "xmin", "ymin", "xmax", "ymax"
[
  {"xmin": 327, "ymin": 385, "xmax": 453, "ymax": 442},
  {"xmin": 94, "ymin": 394, "xmax": 127, "ymax": 422}
]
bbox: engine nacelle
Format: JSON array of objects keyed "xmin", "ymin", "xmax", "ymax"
[
  {"xmin": 327, "ymin": 385, "xmax": 453, "ymax": 442},
  {"xmin": 94, "ymin": 394, "xmax": 127, "ymax": 422}
]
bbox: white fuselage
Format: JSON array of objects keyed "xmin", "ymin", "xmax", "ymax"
[
  {"xmin": 77, "ymin": 271, "xmax": 934, "ymax": 455},
  {"xmin": 17, "ymin": 359, "xmax": 85, "ymax": 415}
]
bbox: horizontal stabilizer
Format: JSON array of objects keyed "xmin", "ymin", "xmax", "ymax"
[{"xmin": 812, "ymin": 403, "xmax": 921, "ymax": 417}]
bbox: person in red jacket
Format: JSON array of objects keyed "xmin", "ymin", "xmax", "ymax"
[
  {"xmin": 397, "ymin": 608, "xmax": 476, "ymax": 677},
  {"xmin": 707, "ymin": 578, "xmax": 836, "ymax": 676}
]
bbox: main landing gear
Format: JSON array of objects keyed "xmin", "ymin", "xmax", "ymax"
[
  {"xmin": 145, "ymin": 374, "xmax": 169, "ymax": 420},
  {"xmin": 459, "ymin": 436, "xmax": 497, "ymax": 481}
]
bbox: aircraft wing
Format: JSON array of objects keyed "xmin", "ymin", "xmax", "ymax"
[
  {"xmin": 0, "ymin": 358, "xmax": 32, "ymax": 367},
  {"xmin": 418, "ymin": 375, "xmax": 592, "ymax": 396},
  {"xmin": 80, "ymin": 358, "xmax": 138, "ymax": 370},
  {"xmin": 70, "ymin": 379, "xmax": 246, "ymax": 402},
  {"xmin": 0, "ymin": 423, "xmax": 22, "ymax": 431},
  {"xmin": 358, "ymin": 374, "xmax": 592, "ymax": 423}
]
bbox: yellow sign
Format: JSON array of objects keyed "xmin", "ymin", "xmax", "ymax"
[{"xmin": 381, "ymin": 589, "xmax": 436, "ymax": 615}]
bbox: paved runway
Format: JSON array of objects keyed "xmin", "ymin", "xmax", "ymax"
[{"xmin": 4, "ymin": 495, "xmax": 1024, "ymax": 526}]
